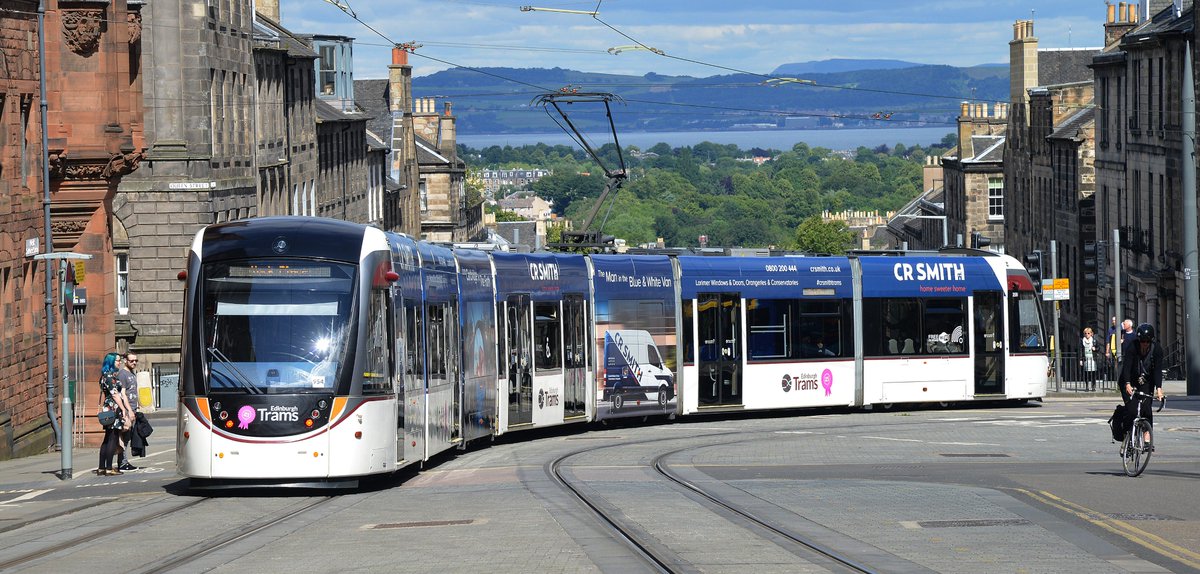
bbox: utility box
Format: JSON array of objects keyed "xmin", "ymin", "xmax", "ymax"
[{"xmin": 136, "ymin": 370, "xmax": 154, "ymax": 412}]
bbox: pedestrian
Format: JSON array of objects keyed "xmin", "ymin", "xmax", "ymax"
[
  {"xmin": 1120, "ymin": 323, "xmax": 1164, "ymax": 451},
  {"xmin": 1104, "ymin": 316, "xmax": 1118, "ymax": 383},
  {"xmin": 1080, "ymin": 327, "xmax": 1098, "ymax": 391},
  {"xmin": 97, "ymin": 351, "xmax": 134, "ymax": 476},
  {"xmin": 117, "ymin": 352, "xmax": 140, "ymax": 471}
]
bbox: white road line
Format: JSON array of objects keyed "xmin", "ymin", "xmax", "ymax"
[
  {"xmin": 2, "ymin": 489, "xmax": 52, "ymax": 504},
  {"xmin": 862, "ymin": 436, "xmax": 922, "ymax": 442}
]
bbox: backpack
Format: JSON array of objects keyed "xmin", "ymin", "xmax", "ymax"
[{"xmin": 1107, "ymin": 404, "xmax": 1127, "ymax": 442}]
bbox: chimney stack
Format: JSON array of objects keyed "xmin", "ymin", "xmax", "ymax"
[
  {"xmin": 1106, "ymin": 2, "xmax": 1139, "ymax": 46},
  {"xmin": 258, "ymin": 0, "xmax": 280, "ymax": 22},
  {"xmin": 1009, "ymin": 19, "xmax": 1038, "ymax": 107}
]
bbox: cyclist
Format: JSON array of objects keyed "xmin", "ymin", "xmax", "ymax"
[{"xmin": 1120, "ymin": 323, "xmax": 1165, "ymax": 450}]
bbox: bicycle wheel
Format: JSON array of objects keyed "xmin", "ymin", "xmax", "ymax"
[{"xmin": 1122, "ymin": 420, "xmax": 1152, "ymax": 477}]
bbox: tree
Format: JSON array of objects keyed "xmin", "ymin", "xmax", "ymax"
[{"xmin": 793, "ymin": 216, "xmax": 856, "ymax": 254}]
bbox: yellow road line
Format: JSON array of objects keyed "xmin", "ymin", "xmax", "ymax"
[{"xmin": 1012, "ymin": 488, "xmax": 1200, "ymax": 569}]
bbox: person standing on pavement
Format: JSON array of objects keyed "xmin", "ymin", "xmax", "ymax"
[
  {"xmin": 97, "ymin": 352, "xmax": 134, "ymax": 476},
  {"xmin": 117, "ymin": 353, "xmax": 140, "ymax": 471},
  {"xmin": 1121, "ymin": 323, "xmax": 1164, "ymax": 450},
  {"xmin": 1080, "ymin": 327, "xmax": 1098, "ymax": 391},
  {"xmin": 1104, "ymin": 316, "xmax": 1118, "ymax": 383}
]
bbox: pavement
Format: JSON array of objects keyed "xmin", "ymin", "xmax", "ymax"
[
  {"xmin": 0, "ymin": 409, "xmax": 177, "ymax": 490},
  {"xmin": 0, "ymin": 383, "xmax": 1196, "ymax": 491}
]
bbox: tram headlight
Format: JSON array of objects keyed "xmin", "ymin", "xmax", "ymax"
[
  {"xmin": 311, "ymin": 410, "xmax": 320, "ymax": 418},
  {"xmin": 304, "ymin": 419, "xmax": 314, "ymax": 428},
  {"xmin": 225, "ymin": 420, "xmax": 234, "ymax": 429}
]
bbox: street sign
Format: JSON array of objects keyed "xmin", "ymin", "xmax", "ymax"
[{"xmin": 1041, "ymin": 277, "xmax": 1070, "ymax": 301}]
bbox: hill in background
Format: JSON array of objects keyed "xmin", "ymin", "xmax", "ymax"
[
  {"xmin": 772, "ymin": 59, "xmax": 925, "ymax": 75},
  {"xmin": 412, "ymin": 59, "xmax": 1009, "ymax": 134}
]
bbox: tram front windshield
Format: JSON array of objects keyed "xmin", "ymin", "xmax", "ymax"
[{"xmin": 201, "ymin": 260, "xmax": 357, "ymax": 394}]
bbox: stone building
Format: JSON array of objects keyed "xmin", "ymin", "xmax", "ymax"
[
  {"xmin": 1002, "ymin": 17, "xmax": 1100, "ymax": 356},
  {"xmin": 1091, "ymin": 1, "xmax": 1192, "ymax": 359},
  {"xmin": 942, "ymin": 103, "xmax": 1008, "ymax": 252},
  {"xmin": 885, "ymin": 156, "xmax": 947, "ymax": 250},
  {"xmin": 0, "ymin": 0, "xmax": 52, "ymax": 457},
  {"xmin": 10, "ymin": 0, "xmax": 147, "ymax": 451},
  {"xmin": 480, "ymin": 168, "xmax": 552, "ymax": 199},
  {"xmin": 356, "ymin": 48, "xmax": 482, "ymax": 242},
  {"xmin": 113, "ymin": 0, "xmax": 260, "ymax": 437},
  {"xmin": 252, "ymin": 13, "xmax": 319, "ymax": 219}
]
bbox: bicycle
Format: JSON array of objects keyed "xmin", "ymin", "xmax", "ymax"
[{"xmin": 1120, "ymin": 390, "xmax": 1166, "ymax": 477}]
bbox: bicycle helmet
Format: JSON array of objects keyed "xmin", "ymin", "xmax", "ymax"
[{"xmin": 1135, "ymin": 323, "xmax": 1155, "ymax": 342}]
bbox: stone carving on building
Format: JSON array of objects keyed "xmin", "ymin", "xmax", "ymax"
[
  {"xmin": 62, "ymin": 10, "xmax": 105, "ymax": 56},
  {"xmin": 103, "ymin": 151, "xmax": 143, "ymax": 179},
  {"xmin": 127, "ymin": 12, "xmax": 142, "ymax": 44}
]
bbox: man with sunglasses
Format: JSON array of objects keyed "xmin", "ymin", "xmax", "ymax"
[{"xmin": 117, "ymin": 353, "xmax": 141, "ymax": 471}]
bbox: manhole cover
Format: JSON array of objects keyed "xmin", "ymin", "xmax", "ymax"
[
  {"xmin": 917, "ymin": 518, "xmax": 1031, "ymax": 528},
  {"xmin": 1107, "ymin": 513, "xmax": 1181, "ymax": 521},
  {"xmin": 366, "ymin": 519, "xmax": 476, "ymax": 529},
  {"xmin": 939, "ymin": 453, "xmax": 1011, "ymax": 458}
]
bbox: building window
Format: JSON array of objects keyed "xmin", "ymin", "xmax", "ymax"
[
  {"xmin": 116, "ymin": 252, "xmax": 129, "ymax": 314},
  {"xmin": 419, "ymin": 178, "xmax": 428, "ymax": 213},
  {"xmin": 319, "ymin": 45, "xmax": 336, "ymax": 96},
  {"xmin": 987, "ymin": 177, "xmax": 1004, "ymax": 221}
]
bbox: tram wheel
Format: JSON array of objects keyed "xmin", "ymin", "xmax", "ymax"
[
  {"xmin": 657, "ymin": 385, "xmax": 669, "ymax": 408},
  {"xmin": 613, "ymin": 394, "xmax": 624, "ymax": 410}
]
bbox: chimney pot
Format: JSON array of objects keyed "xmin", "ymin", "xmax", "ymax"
[
  {"xmin": 444, "ymin": 101, "xmax": 453, "ymax": 116},
  {"xmin": 392, "ymin": 48, "xmax": 408, "ymax": 66}
]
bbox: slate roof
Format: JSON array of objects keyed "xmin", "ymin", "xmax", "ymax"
[
  {"xmin": 354, "ymin": 79, "xmax": 394, "ymax": 144},
  {"xmin": 253, "ymin": 14, "xmax": 318, "ymax": 59},
  {"xmin": 1048, "ymin": 107, "xmax": 1095, "ymax": 141},
  {"xmin": 1037, "ymin": 49, "xmax": 1098, "ymax": 86},
  {"xmin": 315, "ymin": 99, "xmax": 358, "ymax": 123},
  {"xmin": 965, "ymin": 135, "xmax": 1006, "ymax": 163}
]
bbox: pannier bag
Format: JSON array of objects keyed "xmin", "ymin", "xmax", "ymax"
[
  {"xmin": 1107, "ymin": 404, "xmax": 1127, "ymax": 442},
  {"xmin": 96, "ymin": 410, "xmax": 118, "ymax": 429}
]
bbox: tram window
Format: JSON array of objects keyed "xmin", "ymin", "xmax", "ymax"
[
  {"xmin": 682, "ymin": 299, "xmax": 694, "ymax": 364},
  {"xmin": 748, "ymin": 298, "xmax": 798, "ymax": 360},
  {"xmin": 922, "ymin": 299, "xmax": 967, "ymax": 355},
  {"xmin": 534, "ymin": 302, "xmax": 561, "ymax": 372},
  {"xmin": 362, "ymin": 291, "xmax": 390, "ymax": 394},
  {"xmin": 882, "ymin": 299, "xmax": 920, "ymax": 355},
  {"xmin": 1011, "ymin": 290, "xmax": 1046, "ymax": 351},
  {"xmin": 799, "ymin": 300, "xmax": 842, "ymax": 358}
]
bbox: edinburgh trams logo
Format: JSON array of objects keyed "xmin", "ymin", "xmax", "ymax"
[
  {"xmin": 538, "ymin": 388, "xmax": 561, "ymax": 409},
  {"xmin": 781, "ymin": 369, "xmax": 834, "ymax": 396}
]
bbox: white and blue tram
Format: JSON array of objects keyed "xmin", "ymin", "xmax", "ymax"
[{"xmin": 177, "ymin": 217, "xmax": 1047, "ymax": 487}]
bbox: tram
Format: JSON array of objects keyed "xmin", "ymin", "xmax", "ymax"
[{"xmin": 176, "ymin": 217, "xmax": 1047, "ymax": 487}]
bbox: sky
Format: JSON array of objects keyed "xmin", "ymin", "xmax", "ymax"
[{"xmin": 280, "ymin": 1, "xmax": 1118, "ymax": 80}]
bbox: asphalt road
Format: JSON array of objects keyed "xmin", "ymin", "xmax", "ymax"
[{"xmin": 1, "ymin": 398, "xmax": 1198, "ymax": 573}]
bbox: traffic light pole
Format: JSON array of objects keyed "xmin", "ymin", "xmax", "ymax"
[
  {"xmin": 1112, "ymin": 228, "xmax": 1122, "ymax": 364},
  {"xmin": 1050, "ymin": 240, "xmax": 1061, "ymax": 390}
]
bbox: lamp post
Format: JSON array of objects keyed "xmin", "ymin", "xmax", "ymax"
[
  {"xmin": 34, "ymin": 252, "xmax": 92, "ymax": 480},
  {"xmin": 894, "ymin": 214, "xmax": 948, "ymax": 249}
]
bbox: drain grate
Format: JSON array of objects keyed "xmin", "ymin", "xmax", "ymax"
[
  {"xmin": 917, "ymin": 518, "xmax": 1031, "ymax": 528},
  {"xmin": 367, "ymin": 519, "xmax": 476, "ymax": 529},
  {"xmin": 939, "ymin": 453, "xmax": 1011, "ymax": 458},
  {"xmin": 1107, "ymin": 513, "xmax": 1181, "ymax": 521}
]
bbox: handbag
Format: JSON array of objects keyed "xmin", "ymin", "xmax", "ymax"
[{"xmin": 97, "ymin": 410, "xmax": 119, "ymax": 428}]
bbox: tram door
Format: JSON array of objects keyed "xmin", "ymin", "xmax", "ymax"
[
  {"xmin": 973, "ymin": 291, "xmax": 1005, "ymax": 395},
  {"xmin": 697, "ymin": 293, "xmax": 742, "ymax": 406},
  {"xmin": 402, "ymin": 299, "xmax": 425, "ymax": 463},
  {"xmin": 563, "ymin": 294, "xmax": 587, "ymax": 418},
  {"xmin": 506, "ymin": 294, "xmax": 534, "ymax": 426}
]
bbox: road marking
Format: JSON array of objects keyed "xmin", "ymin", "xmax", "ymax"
[
  {"xmin": 1013, "ymin": 488, "xmax": 1200, "ymax": 570},
  {"xmin": 862, "ymin": 436, "xmax": 922, "ymax": 442},
  {"xmin": 0, "ymin": 489, "xmax": 51, "ymax": 504}
]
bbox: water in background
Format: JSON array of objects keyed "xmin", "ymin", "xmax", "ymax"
[{"xmin": 458, "ymin": 127, "xmax": 955, "ymax": 152}]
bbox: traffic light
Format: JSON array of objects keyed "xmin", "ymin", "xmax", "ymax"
[
  {"xmin": 970, "ymin": 231, "xmax": 991, "ymax": 249},
  {"xmin": 1082, "ymin": 241, "xmax": 1097, "ymax": 284},
  {"xmin": 1024, "ymin": 249, "xmax": 1043, "ymax": 286}
]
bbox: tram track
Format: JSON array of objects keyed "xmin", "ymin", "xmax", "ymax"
[
  {"xmin": 127, "ymin": 495, "xmax": 336, "ymax": 574},
  {"xmin": 0, "ymin": 497, "xmax": 209, "ymax": 571},
  {"xmin": 545, "ymin": 427, "xmax": 894, "ymax": 573}
]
